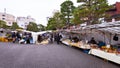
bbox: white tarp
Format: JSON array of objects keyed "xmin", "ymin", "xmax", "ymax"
[{"xmin": 20, "ymin": 30, "xmax": 52, "ymax": 43}]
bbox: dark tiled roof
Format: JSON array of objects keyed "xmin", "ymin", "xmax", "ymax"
[
  {"xmin": 112, "ymin": 14, "xmax": 120, "ymax": 18},
  {"xmin": 106, "ymin": 8, "xmax": 117, "ymax": 12}
]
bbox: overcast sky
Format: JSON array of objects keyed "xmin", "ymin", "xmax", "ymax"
[{"xmin": 0, "ymin": 0, "xmax": 119, "ymax": 26}]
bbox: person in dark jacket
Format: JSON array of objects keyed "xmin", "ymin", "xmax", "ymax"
[
  {"xmin": 88, "ymin": 37, "xmax": 97, "ymax": 44},
  {"xmin": 56, "ymin": 33, "xmax": 61, "ymax": 44},
  {"xmin": 12, "ymin": 32, "xmax": 16, "ymax": 43}
]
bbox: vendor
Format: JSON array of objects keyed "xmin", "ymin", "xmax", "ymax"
[
  {"xmin": 37, "ymin": 35, "xmax": 43, "ymax": 43},
  {"xmin": 88, "ymin": 37, "xmax": 97, "ymax": 44},
  {"xmin": 72, "ymin": 36, "xmax": 79, "ymax": 43}
]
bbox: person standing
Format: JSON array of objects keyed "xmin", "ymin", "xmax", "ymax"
[
  {"xmin": 12, "ymin": 32, "xmax": 16, "ymax": 43},
  {"xmin": 56, "ymin": 33, "xmax": 61, "ymax": 44},
  {"xmin": 88, "ymin": 37, "xmax": 97, "ymax": 44}
]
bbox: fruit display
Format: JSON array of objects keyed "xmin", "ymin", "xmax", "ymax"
[
  {"xmin": 98, "ymin": 45, "xmax": 120, "ymax": 55},
  {"xmin": 90, "ymin": 44, "xmax": 98, "ymax": 49},
  {"xmin": 70, "ymin": 42, "xmax": 80, "ymax": 48},
  {"xmin": 0, "ymin": 37, "xmax": 8, "ymax": 42},
  {"xmin": 40, "ymin": 40, "xmax": 49, "ymax": 45},
  {"xmin": 62, "ymin": 39, "xmax": 91, "ymax": 49},
  {"xmin": 62, "ymin": 39, "xmax": 120, "ymax": 55},
  {"xmin": 62, "ymin": 39, "xmax": 72, "ymax": 45}
]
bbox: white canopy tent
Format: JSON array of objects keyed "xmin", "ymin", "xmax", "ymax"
[
  {"xmin": 20, "ymin": 30, "xmax": 52, "ymax": 44},
  {"xmin": 65, "ymin": 21, "xmax": 120, "ymax": 45},
  {"xmin": 82, "ymin": 21, "xmax": 120, "ymax": 45},
  {"xmin": 33, "ymin": 30, "xmax": 52, "ymax": 43}
]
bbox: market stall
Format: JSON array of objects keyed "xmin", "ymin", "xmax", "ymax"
[
  {"xmin": 0, "ymin": 29, "xmax": 9, "ymax": 42},
  {"xmin": 18, "ymin": 30, "xmax": 52, "ymax": 44},
  {"xmin": 35, "ymin": 30, "xmax": 52, "ymax": 45},
  {"xmin": 89, "ymin": 49, "xmax": 120, "ymax": 64},
  {"xmin": 61, "ymin": 29, "xmax": 98, "ymax": 53},
  {"xmin": 61, "ymin": 21, "xmax": 120, "ymax": 63},
  {"xmin": 85, "ymin": 22, "xmax": 120, "ymax": 64}
]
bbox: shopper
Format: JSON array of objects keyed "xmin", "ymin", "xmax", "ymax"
[
  {"xmin": 12, "ymin": 32, "xmax": 16, "ymax": 43},
  {"xmin": 88, "ymin": 37, "xmax": 97, "ymax": 44},
  {"xmin": 56, "ymin": 33, "xmax": 61, "ymax": 44}
]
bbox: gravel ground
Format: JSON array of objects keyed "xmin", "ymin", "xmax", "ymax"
[{"xmin": 0, "ymin": 42, "xmax": 119, "ymax": 68}]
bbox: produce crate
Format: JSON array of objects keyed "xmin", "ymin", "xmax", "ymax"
[{"xmin": 83, "ymin": 49, "xmax": 90, "ymax": 54}]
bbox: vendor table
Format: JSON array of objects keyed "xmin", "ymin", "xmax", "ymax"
[
  {"xmin": 62, "ymin": 40, "xmax": 91, "ymax": 49},
  {"xmin": 0, "ymin": 37, "xmax": 8, "ymax": 42},
  {"xmin": 62, "ymin": 39, "xmax": 71, "ymax": 46},
  {"xmin": 89, "ymin": 49, "xmax": 120, "ymax": 64}
]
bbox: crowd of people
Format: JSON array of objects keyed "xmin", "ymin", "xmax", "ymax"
[
  {"xmin": 11, "ymin": 31, "xmax": 33, "ymax": 44},
  {"xmin": 37, "ymin": 32, "xmax": 63, "ymax": 44},
  {"xmin": 0, "ymin": 29, "xmax": 64, "ymax": 45}
]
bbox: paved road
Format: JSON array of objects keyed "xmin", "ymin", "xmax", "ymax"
[{"xmin": 0, "ymin": 42, "xmax": 119, "ymax": 68}]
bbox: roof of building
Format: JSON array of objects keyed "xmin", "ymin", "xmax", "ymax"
[
  {"xmin": 0, "ymin": 12, "xmax": 15, "ymax": 17},
  {"xmin": 106, "ymin": 8, "xmax": 117, "ymax": 12},
  {"xmin": 111, "ymin": 14, "xmax": 120, "ymax": 18}
]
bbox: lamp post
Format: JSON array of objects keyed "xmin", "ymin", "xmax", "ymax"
[
  {"xmin": 46, "ymin": 17, "xmax": 50, "ymax": 30},
  {"xmin": 46, "ymin": 17, "xmax": 50, "ymax": 24},
  {"xmin": 46, "ymin": 17, "xmax": 49, "ymax": 22}
]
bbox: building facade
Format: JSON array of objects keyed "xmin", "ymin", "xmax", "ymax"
[
  {"xmin": 106, "ymin": 2, "xmax": 120, "ymax": 22},
  {"xmin": 0, "ymin": 12, "xmax": 15, "ymax": 26},
  {"xmin": 16, "ymin": 16, "xmax": 36, "ymax": 29}
]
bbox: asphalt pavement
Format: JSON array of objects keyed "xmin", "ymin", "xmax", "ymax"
[{"xmin": 0, "ymin": 42, "xmax": 119, "ymax": 68}]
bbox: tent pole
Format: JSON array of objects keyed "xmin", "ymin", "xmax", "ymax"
[
  {"xmin": 103, "ymin": 32, "xmax": 105, "ymax": 43},
  {"xmin": 109, "ymin": 33, "xmax": 112, "ymax": 45}
]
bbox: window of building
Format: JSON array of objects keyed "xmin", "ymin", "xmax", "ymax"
[
  {"xmin": 25, "ymin": 22, "xmax": 27, "ymax": 24},
  {"xmin": 9, "ymin": 22, "xmax": 11, "ymax": 24},
  {"xmin": 25, "ymin": 25, "xmax": 27, "ymax": 27},
  {"xmin": 2, "ymin": 18, "xmax": 5, "ymax": 20},
  {"xmin": 2, "ymin": 14, "xmax": 5, "ymax": 16}
]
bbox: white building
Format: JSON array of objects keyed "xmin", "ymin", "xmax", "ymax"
[
  {"xmin": 0, "ymin": 12, "xmax": 15, "ymax": 26},
  {"xmin": 16, "ymin": 16, "xmax": 36, "ymax": 29}
]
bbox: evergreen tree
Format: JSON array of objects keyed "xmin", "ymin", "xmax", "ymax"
[
  {"xmin": 60, "ymin": 0, "xmax": 75, "ymax": 25},
  {"xmin": 37, "ymin": 24, "xmax": 46, "ymax": 31},
  {"xmin": 27, "ymin": 22, "xmax": 39, "ymax": 32},
  {"xmin": 0, "ymin": 20, "xmax": 7, "ymax": 28},
  {"xmin": 10, "ymin": 22, "xmax": 20, "ymax": 30},
  {"xmin": 75, "ymin": 0, "xmax": 110, "ymax": 25},
  {"xmin": 46, "ymin": 11, "xmax": 66, "ymax": 30}
]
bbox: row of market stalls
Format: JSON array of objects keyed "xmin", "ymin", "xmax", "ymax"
[
  {"xmin": 0, "ymin": 29, "xmax": 52, "ymax": 44},
  {"xmin": 61, "ymin": 21, "xmax": 120, "ymax": 64},
  {"xmin": 0, "ymin": 21, "xmax": 120, "ymax": 64}
]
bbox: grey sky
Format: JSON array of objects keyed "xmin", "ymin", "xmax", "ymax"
[{"xmin": 0, "ymin": 0, "xmax": 119, "ymax": 26}]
